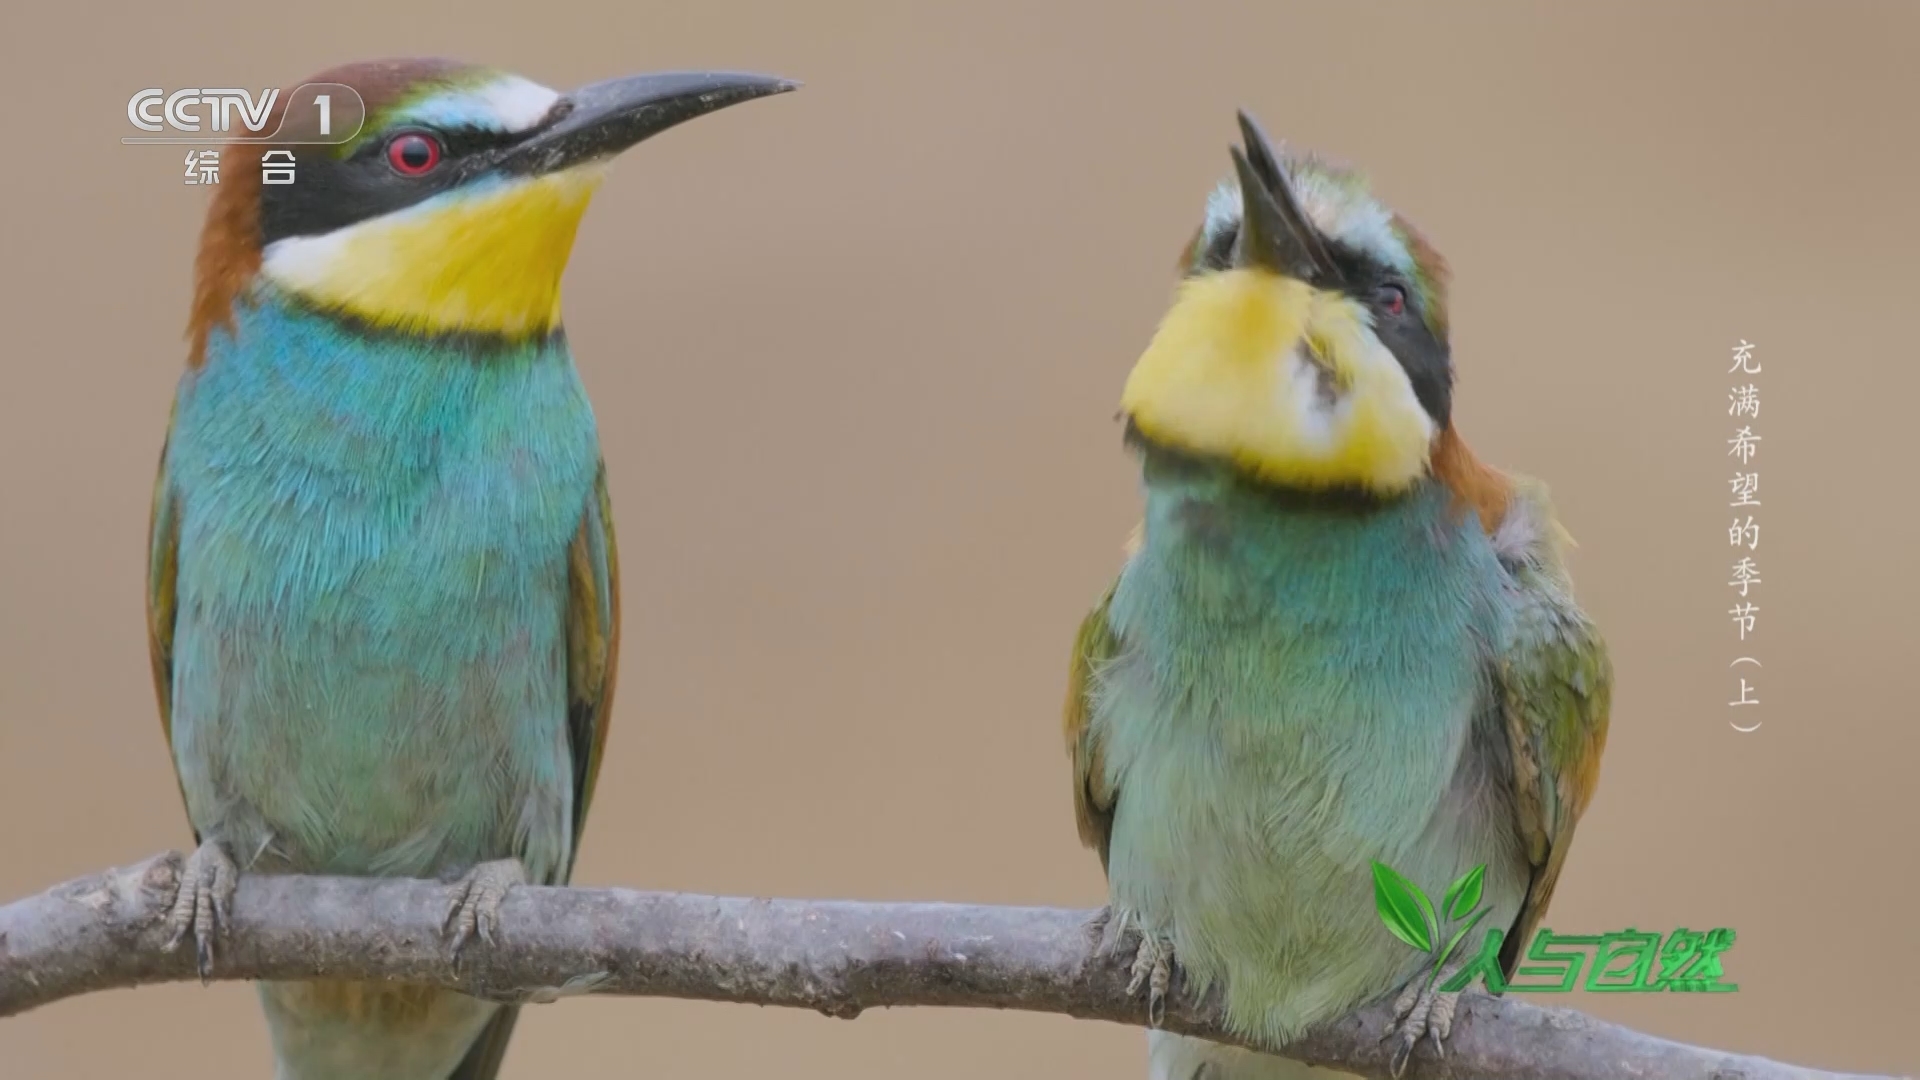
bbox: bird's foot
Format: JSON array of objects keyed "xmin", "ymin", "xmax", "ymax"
[
  {"xmin": 162, "ymin": 840, "xmax": 238, "ymax": 982},
  {"xmin": 443, "ymin": 858, "xmax": 527, "ymax": 961},
  {"xmin": 1125, "ymin": 929, "xmax": 1178, "ymax": 1028},
  {"xmin": 1384, "ymin": 973, "xmax": 1464, "ymax": 1078}
]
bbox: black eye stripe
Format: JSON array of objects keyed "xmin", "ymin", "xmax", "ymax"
[{"xmin": 261, "ymin": 121, "xmax": 542, "ymax": 244}]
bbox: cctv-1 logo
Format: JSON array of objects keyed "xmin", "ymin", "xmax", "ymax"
[{"xmin": 124, "ymin": 84, "xmax": 366, "ymax": 144}]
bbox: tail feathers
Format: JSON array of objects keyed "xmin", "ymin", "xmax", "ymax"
[
  {"xmin": 1147, "ymin": 1031, "xmax": 1360, "ymax": 1080},
  {"xmin": 448, "ymin": 1006, "xmax": 520, "ymax": 1080}
]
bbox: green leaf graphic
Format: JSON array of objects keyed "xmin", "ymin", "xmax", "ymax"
[
  {"xmin": 1431, "ymin": 905, "xmax": 1492, "ymax": 988},
  {"xmin": 1371, "ymin": 861, "xmax": 1435, "ymax": 953},
  {"xmin": 1443, "ymin": 864, "xmax": 1487, "ymax": 922}
]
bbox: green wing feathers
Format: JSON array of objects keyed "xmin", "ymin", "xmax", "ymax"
[
  {"xmin": 563, "ymin": 462, "xmax": 621, "ymax": 882},
  {"xmin": 145, "ymin": 427, "xmax": 199, "ymax": 837},
  {"xmin": 1064, "ymin": 577, "xmax": 1123, "ymax": 872},
  {"xmin": 1490, "ymin": 476, "xmax": 1613, "ymax": 974},
  {"xmin": 147, "ymin": 435, "xmax": 178, "ymax": 751}
]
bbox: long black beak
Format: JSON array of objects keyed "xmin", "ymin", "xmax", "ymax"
[
  {"xmin": 499, "ymin": 70, "xmax": 798, "ymax": 176},
  {"xmin": 1230, "ymin": 110, "xmax": 1341, "ymax": 286}
]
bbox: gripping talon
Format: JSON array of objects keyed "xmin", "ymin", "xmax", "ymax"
[
  {"xmin": 1126, "ymin": 932, "xmax": 1175, "ymax": 1027},
  {"xmin": 1384, "ymin": 974, "xmax": 1462, "ymax": 1078},
  {"xmin": 162, "ymin": 841, "xmax": 238, "ymax": 983},
  {"xmin": 444, "ymin": 858, "xmax": 527, "ymax": 961},
  {"xmin": 1125, "ymin": 948, "xmax": 1149, "ymax": 996},
  {"xmin": 1387, "ymin": 977, "xmax": 1419, "ymax": 1028}
]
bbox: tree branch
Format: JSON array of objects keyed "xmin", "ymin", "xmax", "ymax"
[{"xmin": 0, "ymin": 853, "xmax": 1898, "ymax": 1080}]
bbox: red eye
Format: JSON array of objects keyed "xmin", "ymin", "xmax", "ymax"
[
  {"xmin": 1376, "ymin": 284, "xmax": 1407, "ymax": 317},
  {"xmin": 386, "ymin": 133, "xmax": 441, "ymax": 176}
]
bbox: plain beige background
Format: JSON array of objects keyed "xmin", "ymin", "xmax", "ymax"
[{"xmin": 2, "ymin": 1, "xmax": 1916, "ymax": 1077}]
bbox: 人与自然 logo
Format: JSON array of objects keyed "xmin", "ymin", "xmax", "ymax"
[{"xmin": 1370, "ymin": 860, "xmax": 1738, "ymax": 995}]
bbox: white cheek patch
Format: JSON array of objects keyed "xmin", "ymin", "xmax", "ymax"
[
  {"xmin": 1267, "ymin": 331, "xmax": 1434, "ymax": 465},
  {"xmin": 1272, "ymin": 343, "xmax": 1347, "ymax": 455},
  {"xmin": 260, "ymin": 229, "xmax": 343, "ymax": 287},
  {"xmin": 399, "ymin": 75, "xmax": 561, "ymax": 133}
]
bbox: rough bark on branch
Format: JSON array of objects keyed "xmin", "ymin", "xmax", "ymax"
[{"xmin": 0, "ymin": 853, "xmax": 1899, "ymax": 1080}]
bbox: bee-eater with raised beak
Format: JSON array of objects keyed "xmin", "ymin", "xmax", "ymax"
[
  {"xmin": 1063, "ymin": 113, "xmax": 1611, "ymax": 1080},
  {"xmin": 146, "ymin": 58, "xmax": 795, "ymax": 1080}
]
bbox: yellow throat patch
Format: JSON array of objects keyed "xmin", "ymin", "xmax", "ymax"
[
  {"xmin": 259, "ymin": 163, "xmax": 608, "ymax": 338},
  {"xmin": 1120, "ymin": 267, "xmax": 1437, "ymax": 495}
]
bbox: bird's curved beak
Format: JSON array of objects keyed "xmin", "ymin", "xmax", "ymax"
[
  {"xmin": 1230, "ymin": 110, "xmax": 1341, "ymax": 288},
  {"xmin": 497, "ymin": 70, "xmax": 799, "ymax": 177}
]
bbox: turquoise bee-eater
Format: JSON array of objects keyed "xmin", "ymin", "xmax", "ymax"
[
  {"xmin": 1063, "ymin": 113, "xmax": 1612, "ymax": 1080},
  {"xmin": 145, "ymin": 58, "xmax": 795, "ymax": 1080}
]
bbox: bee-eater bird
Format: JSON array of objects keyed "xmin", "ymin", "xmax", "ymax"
[
  {"xmin": 1063, "ymin": 113, "xmax": 1611, "ymax": 1080},
  {"xmin": 146, "ymin": 58, "xmax": 795, "ymax": 1080}
]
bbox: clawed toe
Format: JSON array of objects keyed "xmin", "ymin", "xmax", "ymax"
[
  {"xmin": 1126, "ymin": 931, "xmax": 1176, "ymax": 1027},
  {"xmin": 443, "ymin": 858, "xmax": 527, "ymax": 961},
  {"xmin": 1384, "ymin": 978, "xmax": 1460, "ymax": 1078},
  {"xmin": 162, "ymin": 841, "xmax": 238, "ymax": 983}
]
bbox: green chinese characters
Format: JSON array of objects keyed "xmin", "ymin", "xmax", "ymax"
[{"xmin": 1436, "ymin": 926, "xmax": 1739, "ymax": 994}]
